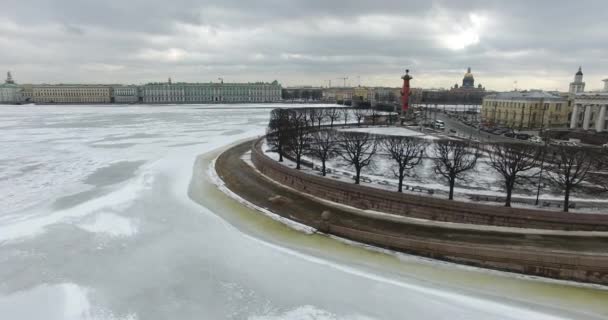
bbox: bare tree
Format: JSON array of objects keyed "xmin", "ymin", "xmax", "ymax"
[
  {"xmin": 266, "ymin": 108, "xmax": 290, "ymax": 162},
  {"xmin": 312, "ymin": 108, "xmax": 327, "ymax": 128},
  {"xmin": 370, "ymin": 108, "xmax": 381, "ymax": 125},
  {"xmin": 337, "ymin": 132, "xmax": 377, "ymax": 184},
  {"xmin": 432, "ymin": 139, "xmax": 481, "ymax": 200},
  {"xmin": 382, "ymin": 136, "xmax": 426, "ymax": 192},
  {"xmin": 284, "ymin": 110, "xmax": 311, "ymax": 169},
  {"xmin": 307, "ymin": 108, "xmax": 325, "ymax": 128},
  {"xmin": 487, "ymin": 142, "xmax": 540, "ymax": 207},
  {"xmin": 309, "ymin": 130, "xmax": 338, "ymax": 176},
  {"xmin": 342, "ymin": 108, "xmax": 351, "ymax": 125},
  {"xmin": 547, "ymin": 146, "xmax": 595, "ymax": 212},
  {"xmin": 326, "ymin": 107, "xmax": 341, "ymax": 128},
  {"xmin": 352, "ymin": 108, "xmax": 367, "ymax": 127}
]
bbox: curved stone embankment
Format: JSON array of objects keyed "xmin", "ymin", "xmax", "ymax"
[{"xmin": 215, "ymin": 138, "xmax": 608, "ymax": 285}]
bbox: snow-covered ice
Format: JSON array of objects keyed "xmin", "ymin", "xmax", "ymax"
[{"xmin": 0, "ymin": 104, "xmax": 606, "ymax": 320}]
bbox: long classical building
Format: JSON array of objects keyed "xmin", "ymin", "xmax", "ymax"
[
  {"xmin": 112, "ymin": 85, "xmax": 139, "ymax": 104},
  {"xmin": 1, "ymin": 72, "xmax": 282, "ymax": 105},
  {"xmin": 141, "ymin": 79, "xmax": 282, "ymax": 104},
  {"xmin": 481, "ymin": 91, "xmax": 569, "ymax": 129},
  {"xmin": 32, "ymin": 85, "xmax": 112, "ymax": 104}
]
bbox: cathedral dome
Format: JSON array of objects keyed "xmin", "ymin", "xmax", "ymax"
[
  {"xmin": 464, "ymin": 67, "xmax": 474, "ymax": 79},
  {"xmin": 462, "ymin": 67, "xmax": 475, "ymax": 88}
]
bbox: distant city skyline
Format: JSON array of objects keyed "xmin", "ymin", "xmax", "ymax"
[{"xmin": 1, "ymin": 0, "xmax": 607, "ymax": 91}]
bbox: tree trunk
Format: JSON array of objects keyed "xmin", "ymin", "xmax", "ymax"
[
  {"xmin": 279, "ymin": 150, "xmax": 283, "ymax": 162},
  {"xmin": 448, "ymin": 178, "xmax": 455, "ymax": 200},
  {"xmin": 505, "ymin": 179, "xmax": 514, "ymax": 207},
  {"xmin": 296, "ymin": 154, "xmax": 301, "ymax": 170},
  {"xmin": 355, "ymin": 168, "xmax": 361, "ymax": 184},
  {"xmin": 563, "ymin": 187, "xmax": 570, "ymax": 212},
  {"xmin": 398, "ymin": 169, "xmax": 405, "ymax": 192},
  {"xmin": 321, "ymin": 161, "xmax": 326, "ymax": 176}
]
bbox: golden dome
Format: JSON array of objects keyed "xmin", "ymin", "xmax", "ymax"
[{"xmin": 463, "ymin": 67, "xmax": 474, "ymax": 79}]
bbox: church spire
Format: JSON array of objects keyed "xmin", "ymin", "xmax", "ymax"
[
  {"xmin": 6, "ymin": 71, "xmax": 14, "ymax": 84},
  {"xmin": 576, "ymin": 66, "xmax": 583, "ymax": 76}
]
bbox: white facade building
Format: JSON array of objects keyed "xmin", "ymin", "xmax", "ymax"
[
  {"xmin": 570, "ymin": 82, "xmax": 608, "ymax": 132},
  {"xmin": 0, "ymin": 72, "xmax": 20, "ymax": 104}
]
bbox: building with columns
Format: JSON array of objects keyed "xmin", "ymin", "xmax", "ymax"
[
  {"xmin": 482, "ymin": 91, "xmax": 568, "ymax": 129},
  {"xmin": 112, "ymin": 85, "xmax": 140, "ymax": 103},
  {"xmin": 568, "ymin": 66, "xmax": 608, "ymax": 132},
  {"xmin": 0, "ymin": 72, "xmax": 21, "ymax": 104},
  {"xmin": 32, "ymin": 85, "xmax": 111, "ymax": 104},
  {"xmin": 570, "ymin": 83, "xmax": 608, "ymax": 132}
]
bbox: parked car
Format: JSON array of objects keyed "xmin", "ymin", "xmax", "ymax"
[
  {"xmin": 529, "ymin": 136, "xmax": 543, "ymax": 144},
  {"xmin": 516, "ymin": 133, "xmax": 531, "ymax": 140},
  {"xmin": 504, "ymin": 132, "xmax": 516, "ymax": 138}
]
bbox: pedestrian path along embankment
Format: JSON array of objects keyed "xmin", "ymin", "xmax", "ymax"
[{"xmin": 214, "ymin": 138, "xmax": 608, "ymax": 286}]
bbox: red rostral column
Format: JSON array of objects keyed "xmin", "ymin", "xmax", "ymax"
[{"xmin": 401, "ymin": 69, "xmax": 412, "ymax": 113}]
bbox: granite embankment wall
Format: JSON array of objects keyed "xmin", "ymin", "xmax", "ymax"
[
  {"xmin": 252, "ymin": 138, "xmax": 608, "ymax": 231},
  {"xmin": 249, "ymin": 137, "xmax": 608, "ymax": 285}
]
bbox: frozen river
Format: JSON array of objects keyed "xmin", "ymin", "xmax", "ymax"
[{"xmin": 0, "ymin": 104, "xmax": 607, "ymax": 320}]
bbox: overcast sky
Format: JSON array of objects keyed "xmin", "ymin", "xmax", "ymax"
[{"xmin": 1, "ymin": 0, "xmax": 606, "ymax": 91}]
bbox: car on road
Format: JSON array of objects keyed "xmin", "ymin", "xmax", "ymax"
[
  {"xmin": 494, "ymin": 128, "xmax": 510, "ymax": 135},
  {"xmin": 504, "ymin": 132, "xmax": 516, "ymax": 138},
  {"xmin": 529, "ymin": 136, "xmax": 543, "ymax": 144},
  {"xmin": 516, "ymin": 133, "xmax": 531, "ymax": 140},
  {"xmin": 433, "ymin": 120, "xmax": 445, "ymax": 130}
]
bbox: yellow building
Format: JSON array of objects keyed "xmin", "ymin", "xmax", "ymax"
[
  {"xmin": 322, "ymin": 87, "xmax": 353, "ymax": 103},
  {"xmin": 353, "ymin": 87, "xmax": 371, "ymax": 101},
  {"xmin": 32, "ymin": 85, "xmax": 111, "ymax": 104},
  {"xmin": 481, "ymin": 91, "xmax": 570, "ymax": 129}
]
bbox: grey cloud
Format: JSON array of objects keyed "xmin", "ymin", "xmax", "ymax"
[{"xmin": 1, "ymin": 0, "xmax": 607, "ymax": 90}]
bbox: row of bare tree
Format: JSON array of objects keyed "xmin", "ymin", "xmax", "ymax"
[{"xmin": 266, "ymin": 108, "xmax": 606, "ymax": 212}]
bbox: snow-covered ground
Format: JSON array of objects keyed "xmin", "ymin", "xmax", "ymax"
[
  {"xmin": 264, "ymin": 123, "xmax": 608, "ymax": 212},
  {"xmin": 338, "ymin": 126, "xmax": 439, "ymax": 140},
  {"xmin": 1, "ymin": 104, "xmax": 607, "ymax": 320}
]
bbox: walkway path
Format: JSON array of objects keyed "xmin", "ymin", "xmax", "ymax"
[{"xmin": 215, "ymin": 140, "xmax": 608, "ymax": 254}]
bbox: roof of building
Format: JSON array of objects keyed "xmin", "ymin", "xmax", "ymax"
[
  {"xmin": 485, "ymin": 90, "xmax": 565, "ymax": 101},
  {"xmin": 0, "ymin": 83, "xmax": 18, "ymax": 88},
  {"xmin": 576, "ymin": 66, "xmax": 583, "ymax": 76}
]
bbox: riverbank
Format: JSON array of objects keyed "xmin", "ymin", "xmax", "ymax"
[{"xmin": 215, "ymin": 138, "xmax": 608, "ymax": 286}]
